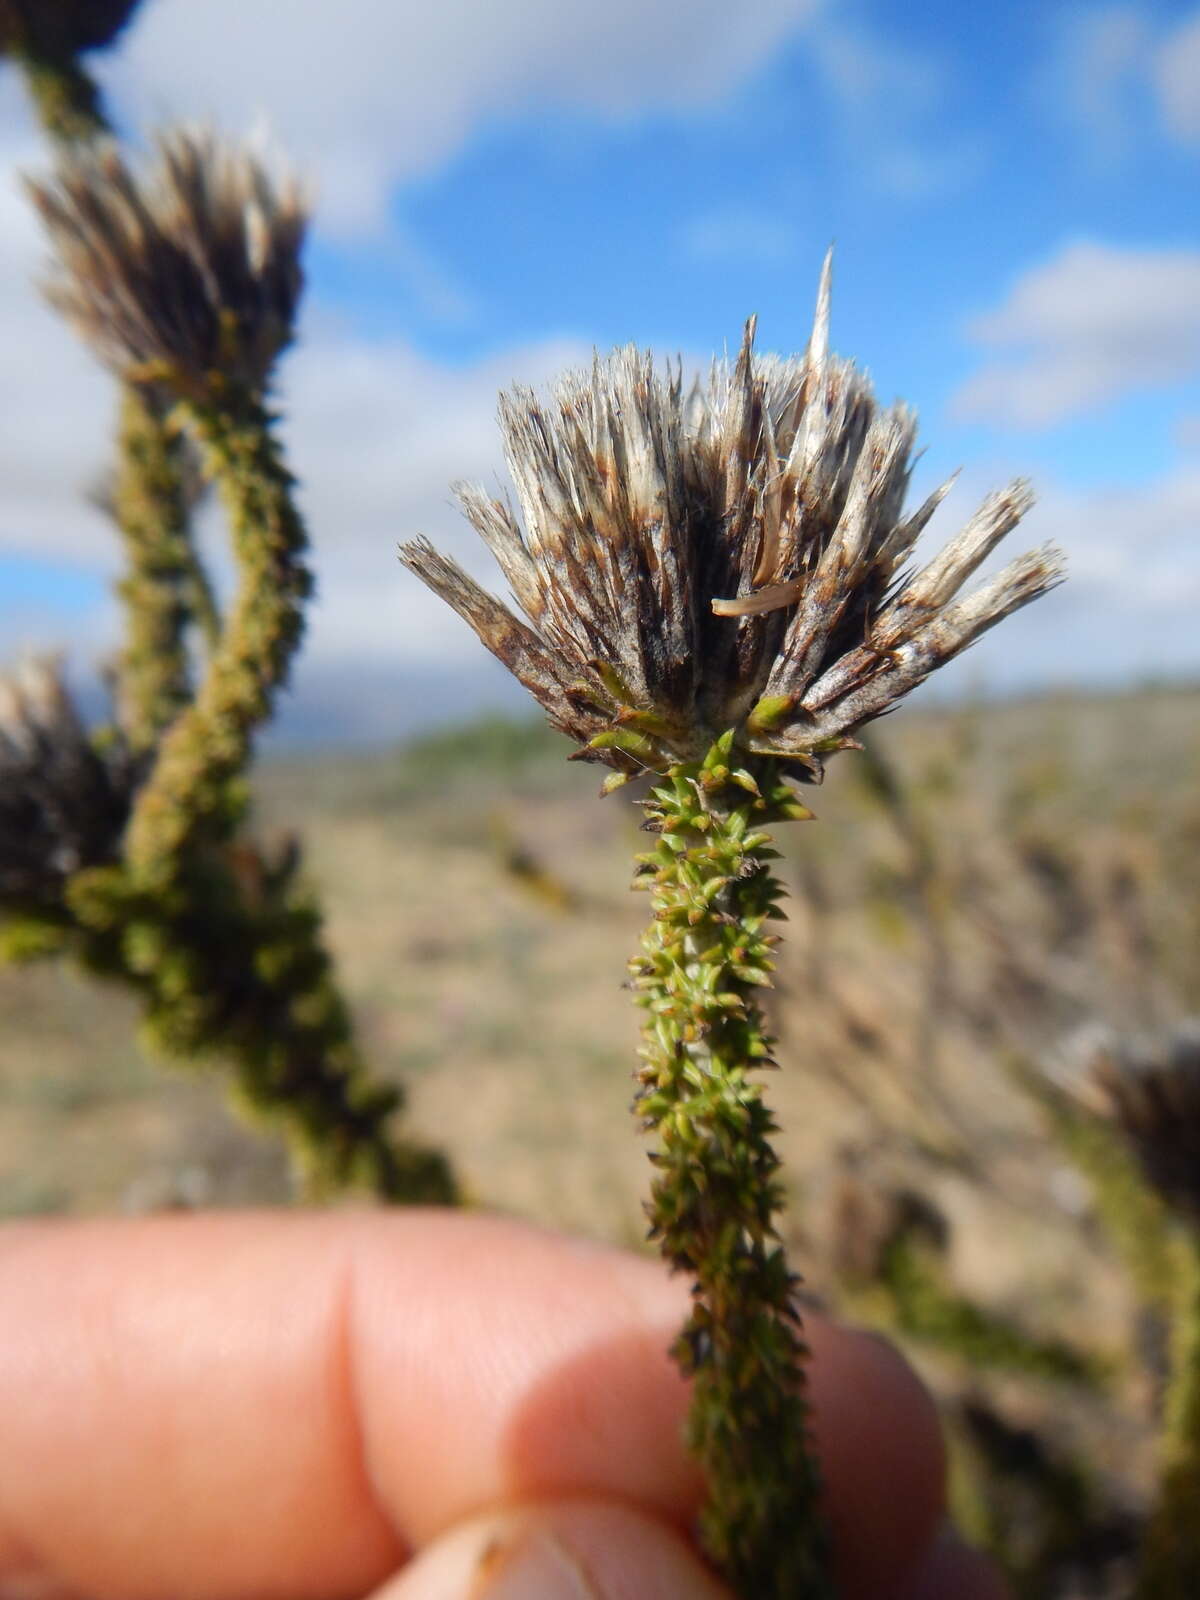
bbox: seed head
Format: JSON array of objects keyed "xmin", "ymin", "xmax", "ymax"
[
  {"xmin": 0, "ymin": 658, "xmax": 139, "ymax": 909},
  {"xmin": 0, "ymin": 0, "xmax": 141, "ymax": 58},
  {"xmin": 402, "ymin": 255, "xmax": 1063, "ymax": 786},
  {"xmin": 1059, "ymin": 1022, "xmax": 1200, "ymax": 1224},
  {"xmin": 27, "ymin": 128, "xmax": 307, "ymax": 397}
]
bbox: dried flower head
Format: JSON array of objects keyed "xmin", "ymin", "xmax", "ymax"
[
  {"xmin": 0, "ymin": 0, "xmax": 140, "ymax": 58},
  {"xmin": 27, "ymin": 128, "xmax": 307, "ymax": 396},
  {"xmin": 402, "ymin": 256, "xmax": 1063, "ymax": 787},
  {"xmin": 1059, "ymin": 1022, "xmax": 1200, "ymax": 1223},
  {"xmin": 0, "ymin": 658, "xmax": 138, "ymax": 909}
]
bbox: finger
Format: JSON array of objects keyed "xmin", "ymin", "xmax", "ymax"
[
  {"xmin": 366, "ymin": 1499, "xmax": 733, "ymax": 1600},
  {"xmin": 0, "ymin": 1210, "xmax": 945, "ymax": 1600}
]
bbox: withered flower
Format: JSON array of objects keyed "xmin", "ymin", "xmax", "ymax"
[
  {"xmin": 402, "ymin": 255, "xmax": 1063, "ymax": 788},
  {"xmin": 27, "ymin": 129, "xmax": 307, "ymax": 397},
  {"xmin": 1064, "ymin": 1022, "xmax": 1200, "ymax": 1223},
  {"xmin": 0, "ymin": 0, "xmax": 141, "ymax": 58},
  {"xmin": 0, "ymin": 658, "xmax": 137, "ymax": 909}
]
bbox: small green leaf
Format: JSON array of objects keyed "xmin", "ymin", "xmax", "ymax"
[{"xmin": 746, "ymin": 694, "xmax": 794, "ymax": 734}]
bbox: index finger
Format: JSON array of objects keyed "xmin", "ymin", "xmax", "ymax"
[{"xmin": 0, "ymin": 1210, "xmax": 945, "ymax": 1599}]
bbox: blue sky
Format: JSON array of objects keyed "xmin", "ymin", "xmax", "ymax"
[{"xmin": 0, "ymin": 0, "xmax": 1197, "ymax": 739}]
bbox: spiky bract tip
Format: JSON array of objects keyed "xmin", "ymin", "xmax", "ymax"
[
  {"xmin": 28, "ymin": 128, "xmax": 307, "ymax": 397},
  {"xmin": 402, "ymin": 254, "xmax": 1063, "ymax": 787}
]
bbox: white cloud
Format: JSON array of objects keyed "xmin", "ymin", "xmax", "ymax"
[
  {"xmin": 102, "ymin": 0, "xmax": 817, "ymax": 236},
  {"xmin": 803, "ymin": 12, "xmax": 976, "ymax": 200},
  {"xmin": 1155, "ymin": 8, "xmax": 1200, "ymax": 144},
  {"xmin": 1037, "ymin": 4, "xmax": 1200, "ymax": 159},
  {"xmin": 1036, "ymin": 5, "xmax": 1152, "ymax": 158},
  {"xmin": 953, "ymin": 241, "xmax": 1200, "ymax": 427}
]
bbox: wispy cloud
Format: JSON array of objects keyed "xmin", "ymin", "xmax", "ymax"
[
  {"xmin": 804, "ymin": 10, "xmax": 978, "ymax": 200},
  {"xmin": 953, "ymin": 240, "xmax": 1200, "ymax": 427},
  {"xmin": 1036, "ymin": 4, "xmax": 1152, "ymax": 160},
  {"xmin": 1154, "ymin": 7, "xmax": 1200, "ymax": 145},
  {"xmin": 103, "ymin": 0, "xmax": 818, "ymax": 237},
  {"xmin": 1037, "ymin": 3, "xmax": 1200, "ymax": 159},
  {"xmin": 678, "ymin": 208, "xmax": 800, "ymax": 265}
]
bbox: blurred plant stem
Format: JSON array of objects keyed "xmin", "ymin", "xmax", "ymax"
[
  {"xmin": 15, "ymin": 43, "xmax": 106, "ymax": 141},
  {"xmin": 123, "ymin": 390, "xmax": 309, "ymax": 881},
  {"xmin": 8, "ymin": 37, "xmax": 458, "ymax": 1204},
  {"xmin": 631, "ymin": 734, "xmax": 829, "ymax": 1599},
  {"xmin": 15, "ymin": 43, "xmax": 215, "ymax": 749},
  {"xmin": 1010, "ymin": 1054, "xmax": 1180, "ymax": 1310},
  {"xmin": 111, "ymin": 385, "xmax": 207, "ymax": 752},
  {"xmin": 1137, "ymin": 1239, "xmax": 1200, "ymax": 1598}
]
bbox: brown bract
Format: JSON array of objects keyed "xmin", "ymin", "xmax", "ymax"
[
  {"xmin": 0, "ymin": 0, "xmax": 140, "ymax": 57},
  {"xmin": 0, "ymin": 658, "xmax": 138, "ymax": 908},
  {"xmin": 401, "ymin": 255, "xmax": 1064, "ymax": 786},
  {"xmin": 27, "ymin": 129, "xmax": 307, "ymax": 397}
]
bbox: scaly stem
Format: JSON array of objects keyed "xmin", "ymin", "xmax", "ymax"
[
  {"xmin": 630, "ymin": 732, "xmax": 830, "ymax": 1599},
  {"xmin": 18, "ymin": 46, "xmax": 218, "ymax": 745},
  {"xmin": 102, "ymin": 385, "xmax": 457, "ymax": 1203},
  {"xmin": 124, "ymin": 389, "xmax": 310, "ymax": 884},
  {"xmin": 1137, "ymin": 1237, "xmax": 1200, "ymax": 1598},
  {"xmin": 111, "ymin": 385, "xmax": 197, "ymax": 752}
]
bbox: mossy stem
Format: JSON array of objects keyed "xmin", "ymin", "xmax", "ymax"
[
  {"xmin": 1137, "ymin": 1235, "xmax": 1200, "ymax": 1597},
  {"xmin": 111, "ymin": 385, "xmax": 198, "ymax": 752},
  {"xmin": 123, "ymin": 388, "xmax": 310, "ymax": 884},
  {"xmin": 631, "ymin": 738, "xmax": 830, "ymax": 1599},
  {"xmin": 15, "ymin": 44, "xmax": 108, "ymax": 143},
  {"xmin": 18, "ymin": 44, "xmax": 218, "ymax": 738}
]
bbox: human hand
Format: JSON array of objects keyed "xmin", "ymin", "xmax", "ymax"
[{"xmin": 0, "ymin": 1210, "xmax": 1005, "ymax": 1599}]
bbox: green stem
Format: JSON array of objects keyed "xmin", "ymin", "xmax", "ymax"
[
  {"xmin": 18, "ymin": 44, "xmax": 220, "ymax": 739},
  {"xmin": 15, "ymin": 45, "xmax": 108, "ymax": 142},
  {"xmin": 631, "ymin": 734, "xmax": 829, "ymax": 1599},
  {"xmin": 1010, "ymin": 1056, "xmax": 1181, "ymax": 1310},
  {"xmin": 111, "ymin": 385, "xmax": 197, "ymax": 752},
  {"xmin": 124, "ymin": 390, "xmax": 310, "ymax": 884},
  {"xmin": 1137, "ymin": 1237, "xmax": 1200, "ymax": 1598}
]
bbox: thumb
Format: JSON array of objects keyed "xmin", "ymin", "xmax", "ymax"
[{"xmin": 367, "ymin": 1498, "xmax": 732, "ymax": 1600}]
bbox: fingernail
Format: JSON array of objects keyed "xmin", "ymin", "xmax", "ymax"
[
  {"xmin": 376, "ymin": 1515, "xmax": 597, "ymax": 1600},
  {"xmin": 475, "ymin": 1524, "xmax": 595, "ymax": 1599}
]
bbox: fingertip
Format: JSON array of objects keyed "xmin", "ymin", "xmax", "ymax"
[
  {"xmin": 807, "ymin": 1322, "xmax": 946, "ymax": 1596},
  {"xmin": 367, "ymin": 1500, "xmax": 732, "ymax": 1600}
]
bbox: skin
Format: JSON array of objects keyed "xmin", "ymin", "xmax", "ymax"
[{"xmin": 0, "ymin": 1210, "xmax": 1007, "ymax": 1600}]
